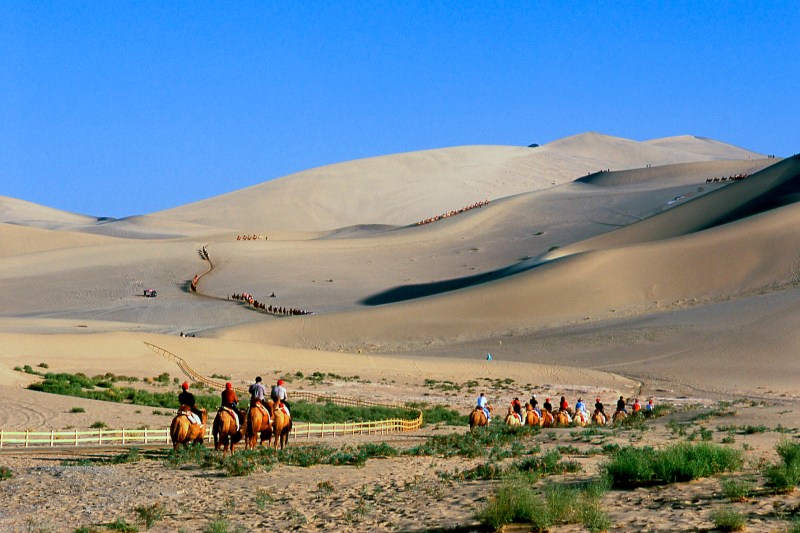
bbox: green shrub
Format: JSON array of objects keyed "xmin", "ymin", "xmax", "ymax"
[
  {"xmin": 134, "ymin": 502, "xmax": 165, "ymax": 528},
  {"xmin": 720, "ymin": 477, "xmax": 755, "ymax": 501},
  {"xmin": 0, "ymin": 466, "xmax": 12, "ymax": 481},
  {"xmin": 710, "ymin": 507, "xmax": 746, "ymax": 531},
  {"xmin": 106, "ymin": 518, "xmax": 138, "ymax": 532},
  {"xmin": 604, "ymin": 443, "xmax": 742, "ymax": 488},
  {"xmin": 90, "ymin": 421, "xmax": 109, "ymax": 429},
  {"xmin": 763, "ymin": 441, "xmax": 800, "ymax": 493},
  {"xmin": 70, "ymin": 407, "xmax": 85, "ymax": 413},
  {"xmin": 476, "ymin": 475, "xmax": 547, "ymax": 530}
]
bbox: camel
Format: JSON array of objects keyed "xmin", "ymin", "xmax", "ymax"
[
  {"xmin": 592, "ymin": 410, "xmax": 607, "ymax": 426},
  {"xmin": 213, "ymin": 407, "xmax": 245, "ymax": 454},
  {"xmin": 245, "ymin": 401, "xmax": 273, "ymax": 449},
  {"xmin": 613, "ymin": 411, "xmax": 627, "ymax": 424},
  {"xmin": 170, "ymin": 406, "xmax": 207, "ymax": 450},
  {"xmin": 469, "ymin": 405, "xmax": 492, "ymax": 430},
  {"xmin": 554, "ymin": 410, "xmax": 571, "ymax": 427},
  {"xmin": 504, "ymin": 407, "xmax": 521, "ymax": 426},
  {"xmin": 272, "ymin": 402, "xmax": 292, "ymax": 449},
  {"xmin": 572, "ymin": 410, "xmax": 588, "ymax": 427},
  {"xmin": 540, "ymin": 410, "xmax": 555, "ymax": 428},
  {"xmin": 524, "ymin": 404, "xmax": 541, "ymax": 426}
]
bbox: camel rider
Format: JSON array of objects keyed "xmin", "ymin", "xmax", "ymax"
[
  {"xmin": 178, "ymin": 382, "xmax": 203, "ymax": 423},
  {"xmin": 511, "ymin": 397, "xmax": 523, "ymax": 422},
  {"xmin": 645, "ymin": 398, "xmax": 655, "ymax": 412},
  {"xmin": 632, "ymin": 398, "xmax": 642, "ymax": 413},
  {"xmin": 271, "ymin": 379, "xmax": 290, "ymax": 412},
  {"xmin": 594, "ymin": 397, "xmax": 607, "ymax": 422},
  {"xmin": 530, "ymin": 394, "xmax": 540, "ymax": 415},
  {"xmin": 616, "ymin": 395, "xmax": 628, "ymax": 414},
  {"xmin": 477, "ymin": 392, "xmax": 490, "ymax": 421},
  {"xmin": 221, "ymin": 382, "xmax": 243, "ymax": 427},
  {"xmin": 575, "ymin": 397, "xmax": 588, "ymax": 418},
  {"xmin": 559, "ymin": 396, "xmax": 570, "ymax": 413},
  {"xmin": 249, "ymin": 376, "xmax": 266, "ymax": 408},
  {"xmin": 543, "ymin": 398, "xmax": 553, "ymax": 413}
]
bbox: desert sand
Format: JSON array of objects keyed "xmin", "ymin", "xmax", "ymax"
[{"xmin": 1, "ymin": 132, "xmax": 799, "ymax": 531}]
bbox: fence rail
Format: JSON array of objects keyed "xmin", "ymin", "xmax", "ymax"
[{"xmin": 0, "ymin": 343, "xmax": 423, "ymax": 448}]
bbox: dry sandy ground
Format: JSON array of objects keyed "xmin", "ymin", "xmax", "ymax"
[
  {"xmin": 1, "ymin": 133, "xmax": 799, "ymax": 531},
  {"xmin": 2, "ymin": 396, "xmax": 800, "ymax": 532}
]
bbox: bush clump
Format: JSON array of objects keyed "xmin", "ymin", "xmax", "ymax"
[
  {"xmin": 604, "ymin": 443, "xmax": 742, "ymax": 488},
  {"xmin": 763, "ymin": 441, "xmax": 800, "ymax": 493}
]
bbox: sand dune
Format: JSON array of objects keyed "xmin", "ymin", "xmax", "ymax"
[{"xmin": 1, "ymin": 132, "xmax": 796, "ymax": 408}]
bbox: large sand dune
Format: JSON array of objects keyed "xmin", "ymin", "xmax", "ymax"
[{"xmin": 1, "ymin": 132, "xmax": 798, "ymax": 410}]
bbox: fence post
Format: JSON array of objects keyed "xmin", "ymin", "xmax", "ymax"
[
  {"xmin": 75, "ymin": 429, "xmax": 78, "ymax": 446},
  {"xmin": 122, "ymin": 428, "xmax": 126, "ymax": 445},
  {"xmin": 0, "ymin": 429, "xmax": 3, "ymax": 448},
  {"xmin": 25, "ymin": 430, "xmax": 29, "ymax": 448},
  {"xmin": 50, "ymin": 430, "xmax": 54, "ymax": 447}
]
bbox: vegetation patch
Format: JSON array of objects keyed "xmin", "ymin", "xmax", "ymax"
[
  {"xmin": 604, "ymin": 442, "xmax": 742, "ymax": 488},
  {"xmin": 763, "ymin": 441, "xmax": 800, "ymax": 493}
]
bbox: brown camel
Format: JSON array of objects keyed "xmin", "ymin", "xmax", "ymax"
[
  {"xmin": 245, "ymin": 401, "xmax": 273, "ymax": 450},
  {"xmin": 504, "ymin": 407, "xmax": 521, "ymax": 426},
  {"xmin": 554, "ymin": 410, "xmax": 571, "ymax": 427},
  {"xmin": 613, "ymin": 411, "xmax": 627, "ymax": 424},
  {"xmin": 170, "ymin": 406, "xmax": 207, "ymax": 450},
  {"xmin": 540, "ymin": 410, "xmax": 555, "ymax": 428},
  {"xmin": 213, "ymin": 407, "xmax": 245, "ymax": 454},
  {"xmin": 572, "ymin": 410, "xmax": 588, "ymax": 427},
  {"xmin": 524, "ymin": 404, "xmax": 541, "ymax": 426},
  {"xmin": 592, "ymin": 410, "xmax": 607, "ymax": 426},
  {"xmin": 469, "ymin": 405, "xmax": 492, "ymax": 430},
  {"xmin": 272, "ymin": 402, "xmax": 292, "ymax": 449}
]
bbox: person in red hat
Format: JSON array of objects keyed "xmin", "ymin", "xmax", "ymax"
[
  {"xmin": 542, "ymin": 397, "xmax": 553, "ymax": 413},
  {"xmin": 271, "ymin": 379, "xmax": 290, "ymax": 411},
  {"xmin": 221, "ymin": 382, "xmax": 242, "ymax": 426},
  {"xmin": 178, "ymin": 381, "xmax": 203, "ymax": 420}
]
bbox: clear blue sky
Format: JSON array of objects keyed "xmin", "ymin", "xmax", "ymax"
[{"xmin": 2, "ymin": 2, "xmax": 798, "ymax": 218}]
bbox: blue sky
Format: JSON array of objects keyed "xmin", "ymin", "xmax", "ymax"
[{"xmin": 2, "ymin": 2, "xmax": 798, "ymax": 218}]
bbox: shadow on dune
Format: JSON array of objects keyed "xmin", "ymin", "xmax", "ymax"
[{"xmin": 362, "ymin": 155, "xmax": 800, "ymax": 306}]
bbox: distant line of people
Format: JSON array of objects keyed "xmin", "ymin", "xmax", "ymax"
[
  {"xmin": 481, "ymin": 392, "xmax": 655, "ymax": 426},
  {"xmin": 236, "ymin": 234, "xmax": 266, "ymax": 241},
  {"xmin": 230, "ymin": 292, "xmax": 312, "ymax": 316},
  {"xmin": 415, "ymin": 199, "xmax": 489, "ymax": 226},
  {"xmin": 705, "ymin": 173, "xmax": 750, "ymax": 183}
]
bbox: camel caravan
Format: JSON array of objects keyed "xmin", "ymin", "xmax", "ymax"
[
  {"xmin": 170, "ymin": 378, "xmax": 292, "ymax": 454},
  {"xmin": 230, "ymin": 292, "xmax": 312, "ymax": 317},
  {"xmin": 236, "ymin": 234, "xmax": 266, "ymax": 240},
  {"xmin": 470, "ymin": 394, "xmax": 653, "ymax": 431},
  {"xmin": 415, "ymin": 199, "xmax": 489, "ymax": 226}
]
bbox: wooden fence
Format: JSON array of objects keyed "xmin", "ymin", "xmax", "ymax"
[{"xmin": 0, "ymin": 343, "xmax": 423, "ymax": 448}]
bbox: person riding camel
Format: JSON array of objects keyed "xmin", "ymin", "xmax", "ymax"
[
  {"xmin": 477, "ymin": 392, "xmax": 491, "ymax": 422},
  {"xmin": 511, "ymin": 397, "xmax": 523, "ymax": 423},
  {"xmin": 632, "ymin": 398, "xmax": 641, "ymax": 413},
  {"xmin": 644, "ymin": 398, "xmax": 655, "ymax": 412},
  {"xmin": 594, "ymin": 397, "xmax": 607, "ymax": 423},
  {"xmin": 249, "ymin": 376, "xmax": 266, "ymax": 408},
  {"xmin": 271, "ymin": 379, "xmax": 290, "ymax": 412},
  {"xmin": 616, "ymin": 395, "xmax": 628, "ymax": 415},
  {"xmin": 530, "ymin": 394, "xmax": 540, "ymax": 414},
  {"xmin": 275, "ymin": 399, "xmax": 291, "ymax": 418},
  {"xmin": 559, "ymin": 396, "xmax": 570, "ymax": 413},
  {"xmin": 221, "ymin": 382, "xmax": 243, "ymax": 428},
  {"xmin": 543, "ymin": 397, "xmax": 553, "ymax": 413},
  {"xmin": 178, "ymin": 382, "xmax": 203, "ymax": 424},
  {"xmin": 575, "ymin": 397, "xmax": 588, "ymax": 418}
]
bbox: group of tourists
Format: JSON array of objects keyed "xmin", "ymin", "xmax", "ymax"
[
  {"xmin": 477, "ymin": 392, "xmax": 655, "ymax": 425},
  {"xmin": 236, "ymin": 234, "xmax": 266, "ymax": 240},
  {"xmin": 415, "ymin": 199, "xmax": 490, "ymax": 226},
  {"xmin": 705, "ymin": 173, "xmax": 750, "ymax": 183},
  {"xmin": 230, "ymin": 292, "xmax": 312, "ymax": 317},
  {"xmin": 177, "ymin": 377, "xmax": 291, "ymax": 429}
]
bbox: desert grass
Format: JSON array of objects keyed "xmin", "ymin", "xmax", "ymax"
[
  {"xmin": 133, "ymin": 502, "xmax": 165, "ymax": 529},
  {"xmin": 711, "ymin": 507, "xmax": 746, "ymax": 531},
  {"xmin": 763, "ymin": 441, "xmax": 800, "ymax": 493},
  {"xmin": 720, "ymin": 476, "xmax": 757, "ymax": 502},
  {"xmin": 603, "ymin": 442, "xmax": 742, "ymax": 488},
  {"xmin": 0, "ymin": 465, "xmax": 12, "ymax": 481}
]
